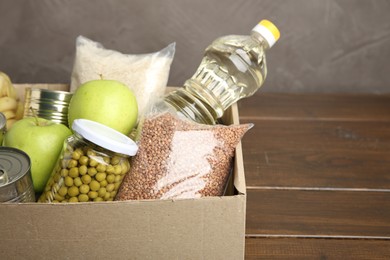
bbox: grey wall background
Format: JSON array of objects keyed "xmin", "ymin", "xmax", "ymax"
[{"xmin": 1, "ymin": 0, "xmax": 390, "ymax": 93}]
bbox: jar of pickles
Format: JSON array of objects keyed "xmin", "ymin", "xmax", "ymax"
[{"xmin": 38, "ymin": 119, "xmax": 138, "ymax": 203}]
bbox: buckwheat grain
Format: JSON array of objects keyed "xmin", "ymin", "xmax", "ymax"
[{"xmin": 116, "ymin": 113, "xmax": 251, "ymax": 200}]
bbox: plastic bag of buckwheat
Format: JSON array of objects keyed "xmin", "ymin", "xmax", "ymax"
[{"xmin": 115, "ymin": 112, "xmax": 252, "ymax": 200}]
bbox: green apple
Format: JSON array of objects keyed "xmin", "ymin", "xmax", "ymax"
[
  {"xmin": 3, "ymin": 117, "xmax": 72, "ymax": 193},
  {"xmin": 68, "ymin": 79, "xmax": 138, "ymax": 135}
]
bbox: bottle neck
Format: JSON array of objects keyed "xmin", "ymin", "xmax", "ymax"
[
  {"xmin": 164, "ymin": 88, "xmax": 218, "ymax": 125},
  {"xmin": 250, "ymin": 31, "xmax": 271, "ymax": 50}
]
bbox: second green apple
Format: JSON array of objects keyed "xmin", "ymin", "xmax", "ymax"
[{"xmin": 68, "ymin": 79, "xmax": 138, "ymax": 135}]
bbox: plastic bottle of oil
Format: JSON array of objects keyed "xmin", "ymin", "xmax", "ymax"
[{"xmin": 164, "ymin": 19, "xmax": 280, "ymax": 124}]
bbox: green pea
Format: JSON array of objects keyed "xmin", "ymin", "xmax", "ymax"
[
  {"xmin": 79, "ymin": 165, "xmax": 87, "ymax": 175},
  {"xmin": 78, "ymin": 194, "xmax": 89, "ymax": 202},
  {"xmin": 89, "ymin": 159, "xmax": 98, "ymax": 167},
  {"xmin": 103, "ymin": 157, "xmax": 110, "ymax": 164},
  {"xmin": 114, "ymin": 175, "xmax": 122, "ymax": 183},
  {"xmin": 99, "ymin": 180, "xmax": 108, "ymax": 187},
  {"xmin": 106, "ymin": 183, "xmax": 115, "ymax": 192},
  {"xmin": 121, "ymin": 162, "xmax": 129, "ymax": 174},
  {"xmin": 81, "ymin": 174, "xmax": 91, "ymax": 184},
  {"xmin": 54, "ymin": 193, "xmax": 64, "ymax": 202},
  {"xmin": 114, "ymin": 165, "xmax": 122, "ymax": 175},
  {"xmin": 111, "ymin": 156, "xmax": 121, "ymax": 165},
  {"xmin": 103, "ymin": 192, "xmax": 111, "ymax": 201},
  {"xmin": 87, "ymin": 149, "xmax": 96, "ymax": 157},
  {"xmin": 79, "ymin": 156, "xmax": 89, "ymax": 165},
  {"xmin": 69, "ymin": 167, "xmax": 79, "ymax": 178},
  {"xmin": 94, "ymin": 197, "xmax": 104, "ymax": 202},
  {"xmin": 98, "ymin": 187, "xmax": 106, "ymax": 198},
  {"xmin": 68, "ymin": 186, "xmax": 79, "ymax": 197},
  {"xmin": 89, "ymin": 180, "xmax": 100, "ymax": 191},
  {"xmin": 88, "ymin": 167, "xmax": 97, "ymax": 177},
  {"xmin": 58, "ymin": 186, "xmax": 68, "ymax": 197},
  {"xmin": 74, "ymin": 177, "xmax": 82, "ymax": 187},
  {"xmin": 88, "ymin": 191, "xmax": 98, "ymax": 199},
  {"xmin": 64, "ymin": 176, "xmax": 73, "ymax": 187},
  {"xmin": 107, "ymin": 174, "xmax": 115, "ymax": 184},
  {"xmin": 96, "ymin": 163, "xmax": 106, "ymax": 173},
  {"xmin": 106, "ymin": 165, "xmax": 115, "ymax": 174},
  {"xmin": 95, "ymin": 172, "xmax": 106, "ymax": 182},
  {"xmin": 79, "ymin": 184, "xmax": 90, "ymax": 194},
  {"xmin": 114, "ymin": 182, "xmax": 121, "ymax": 190},
  {"xmin": 60, "ymin": 168, "xmax": 68, "ymax": 177},
  {"xmin": 72, "ymin": 150, "xmax": 81, "ymax": 160},
  {"xmin": 68, "ymin": 197, "xmax": 79, "ymax": 203},
  {"xmin": 67, "ymin": 159, "xmax": 78, "ymax": 168}
]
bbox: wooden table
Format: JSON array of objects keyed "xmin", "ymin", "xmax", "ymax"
[{"xmin": 238, "ymin": 93, "xmax": 390, "ymax": 259}]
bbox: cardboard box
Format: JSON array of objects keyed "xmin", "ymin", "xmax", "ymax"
[{"xmin": 0, "ymin": 84, "xmax": 246, "ymax": 259}]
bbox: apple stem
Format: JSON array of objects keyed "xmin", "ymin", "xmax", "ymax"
[
  {"xmin": 29, "ymin": 107, "xmax": 41, "ymax": 126},
  {"xmin": 99, "ymin": 74, "xmax": 104, "ymax": 80}
]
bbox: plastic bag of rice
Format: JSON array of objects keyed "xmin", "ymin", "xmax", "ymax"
[{"xmin": 70, "ymin": 35, "xmax": 175, "ymax": 119}]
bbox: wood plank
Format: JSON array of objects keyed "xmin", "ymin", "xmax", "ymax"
[
  {"xmin": 246, "ymin": 190, "xmax": 390, "ymax": 237},
  {"xmin": 245, "ymin": 237, "xmax": 390, "ymax": 259},
  {"xmin": 244, "ymin": 149, "xmax": 390, "ymax": 189},
  {"xmin": 240, "ymin": 120, "xmax": 390, "ymax": 188},
  {"xmin": 238, "ymin": 93, "xmax": 390, "ymax": 121},
  {"xmin": 241, "ymin": 120, "xmax": 390, "ymax": 152}
]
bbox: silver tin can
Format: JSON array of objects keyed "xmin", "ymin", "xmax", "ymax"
[
  {"xmin": 0, "ymin": 112, "xmax": 6, "ymax": 145},
  {"xmin": 0, "ymin": 147, "xmax": 35, "ymax": 202},
  {"xmin": 23, "ymin": 88, "xmax": 73, "ymax": 127}
]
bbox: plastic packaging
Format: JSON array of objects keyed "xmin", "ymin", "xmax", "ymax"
[
  {"xmin": 164, "ymin": 19, "xmax": 280, "ymax": 124},
  {"xmin": 115, "ymin": 112, "xmax": 252, "ymax": 201},
  {"xmin": 70, "ymin": 36, "xmax": 175, "ymax": 120},
  {"xmin": 38, "ymin": 119, "xmax": 138, "ymax": 203}
]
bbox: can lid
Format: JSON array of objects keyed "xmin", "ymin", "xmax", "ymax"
[
  {"xmin": 252, "ymin": 19, "xmax": 280, "ymax": 48},
  {"xmin": 0, "ymin": 147, "xmax": 31, "ymax": 188},
  {"xmin": 26, "ymin": 87, "xmax": 73, "ymax": 102},
  {"xmin": 72, "ymin": 119, "xmax": 138, "ymax": 156}
]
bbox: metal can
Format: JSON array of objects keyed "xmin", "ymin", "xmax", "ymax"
[
  {"xmin": 23, "ymin": 87, "xmax": 73, "ymax": 126},
  {"xmin": 0, "ymin": 112, "xmax": 6, "ymax": 145},
  {"xmin": 0, "ymin": 147, "xmax": 35, "ymax": 202}
]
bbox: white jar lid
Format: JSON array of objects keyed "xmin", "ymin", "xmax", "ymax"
[{"xmin": 72, "ymin": 119, "xmax": 138, "ymax": 156}]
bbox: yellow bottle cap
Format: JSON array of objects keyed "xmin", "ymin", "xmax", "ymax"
[
  {"xmin": 259, "ymin": 20, "xmax": 280, "ymax": 42},
  {"xmin": 252, "ymin": 19, "xmax": 281, "ymax": 48}
]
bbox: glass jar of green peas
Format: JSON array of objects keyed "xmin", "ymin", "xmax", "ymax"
[{"xmin": 38, "ymin": 119, "xmax": 138, "ymax": 203}]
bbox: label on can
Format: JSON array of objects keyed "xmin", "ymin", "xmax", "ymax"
[{"xmin": 0, "ymin": 147, "xmax": 35, "ymax": 202}]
